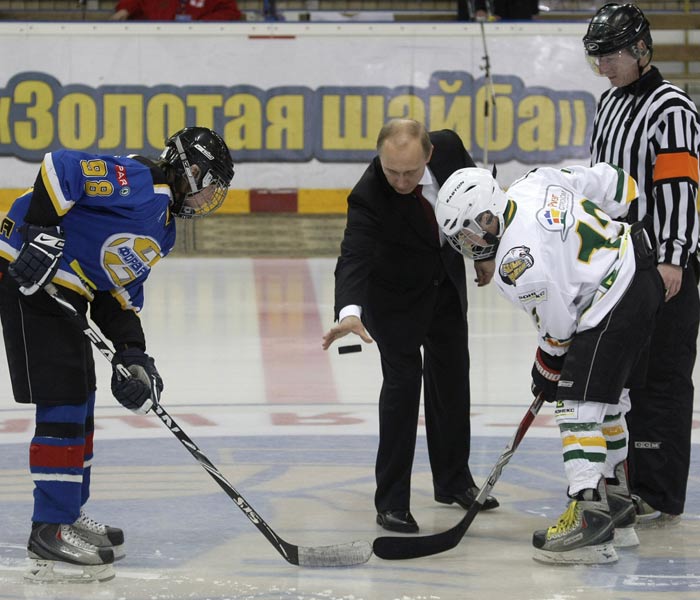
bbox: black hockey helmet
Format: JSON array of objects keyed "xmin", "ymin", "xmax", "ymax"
[
  {"xmin": 583, "ymin": 3, "xmax": 652, "ymax": 57},
  {"xmin": 160, "ymin": 127, "xmax": 235, "ymax": 218}
]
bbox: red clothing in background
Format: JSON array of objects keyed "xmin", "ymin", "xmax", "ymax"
[{"xmin": 115, "ymin": 0, "xmax": 242, "ymax": 21}]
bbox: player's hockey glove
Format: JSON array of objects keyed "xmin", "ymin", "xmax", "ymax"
[
  {"xmin": 8, "ymin": 224, "xmax": 64, "ymax": 295},
  {"xmin": 111, "ymin": 347, "xmax": 163, "ymax": 415},
  {"xmin": 531, "ymin": 348, "xmax": 565, "ymax": 402}
]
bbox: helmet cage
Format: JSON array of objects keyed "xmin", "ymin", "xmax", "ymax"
[
  {"xmin": 161, "ymin": 127, "xmax": 235, "ymax": 219},
  {"xmin": 446, "ymin": 218, "xmax": 502, "ymax": 261},
  {"xmin": 436, "ymin": 167, "xmax": 507, "ymax": 261}
]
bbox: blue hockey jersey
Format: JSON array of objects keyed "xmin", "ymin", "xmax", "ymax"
[{"xmin": 0, "ymin": 150, "xmax": 176, "ymax": 312}]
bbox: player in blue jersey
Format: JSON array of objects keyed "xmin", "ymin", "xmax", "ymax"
[{"xmin": 0, "ymin": 127, "xmax": 234, "ymax": 582}]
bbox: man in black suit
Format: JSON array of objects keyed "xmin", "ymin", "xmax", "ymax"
[{"xmin": 322, "ymin": 119, "xmax": 498, "ymax": 533}]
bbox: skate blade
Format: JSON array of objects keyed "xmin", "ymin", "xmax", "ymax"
[
  {"xmin": 635, "ymin": 514, "xmax": 681, "ymax": 529},
  {"xmin": 532, "ymin": 542, "xmax": 618, "ymax": 565},
  {"xmin": 613, "ymin": 526, "xmax": 640, "ymax": 548},
  {"xmin": 24, "ymin": 558, "xmax": 115, "ymax": 583},
  {"xmin": 111, "ymin": 543, "xmax": 126, "ymax": 561}
]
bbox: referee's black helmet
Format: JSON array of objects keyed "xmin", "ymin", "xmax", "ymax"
[{"xmin": 583, "ymin": 3, "xmax": 652, "ymax": 57}]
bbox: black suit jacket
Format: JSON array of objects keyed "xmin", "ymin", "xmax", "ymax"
[{"xmin": 334, "ymin": 130, "xmax": 476, "ymax": 344}]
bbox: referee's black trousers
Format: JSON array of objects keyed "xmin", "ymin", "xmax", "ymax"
[{"xmin": 627, "ymin": 263, "xmax": 699, "ymax": 515}]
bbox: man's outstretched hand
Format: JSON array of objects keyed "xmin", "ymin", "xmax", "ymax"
[{"xmin": 322, "ymin": 315, "xmax": 373, "ymax": 350}]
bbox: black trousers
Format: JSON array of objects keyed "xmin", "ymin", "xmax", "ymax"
[
  {"xmin": 366, "ymin": 278, "xmax": 473, "ymax": 512},
  {"xmin": 627, "ymin": 263, "xmax": 699, "ymax": 515},
  {"xmin": 557, "ymin": 229, "xmax": 664, "ymax": 405},
  {"xmin": 0, "ymin": 260, "xmax": 95, "ymax": 405}
]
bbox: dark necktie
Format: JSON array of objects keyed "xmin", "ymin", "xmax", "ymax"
[{"xmin": 414, "ymin": 184, "xmax": 439, "ymax": 243}]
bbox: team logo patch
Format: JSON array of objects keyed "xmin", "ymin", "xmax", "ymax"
[
  {"xmin": 115, "ymin": 165, "xmax": 130, "ymax": 196},
  {"xmin": 499, "ymin": 246, "xmax": 534, "ymax": 286},
  {"xmin": 194, "ymin": 143, "xmax": 214, "ymax": 160},
  {"xmin": 115, "ymin": 165, "xmax": 129, "ymax": 186},
  {"xmin": 634, "ymin": 441, "xmax": 662, "ymax": 450},
  {"xmin": 554, "ymin": 401, "xmax": 577, "ymax": 419},
  {"xmin": 518, "ymin": 288, "xmax": 547, "ymax": 304},
  {"xmin": 0, "ymin": 216, "xmax": 16, "ymax": 239},
  {"xmin": 100, "ymin": 233, "xmax": 162, "ymax": 286},
  {"xmin": 537, "ymin": 185, "xmax": 574, "ymax": 241}
]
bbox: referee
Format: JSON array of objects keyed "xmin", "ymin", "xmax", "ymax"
[{"xmin": 584, "ymin": 4, "xmax": 699, "ymax": 526}]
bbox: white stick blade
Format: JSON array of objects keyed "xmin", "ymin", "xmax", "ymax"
[{"xmin": 297, "ymin": 541, "xmax": 373, "ymax": 567}]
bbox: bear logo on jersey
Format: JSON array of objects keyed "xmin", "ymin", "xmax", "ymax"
[
  {"xmin": 537, "ymin": 185, "xmax": 574, "ymax": 241},
  {"xmin": 499, "ymin": 246, "xmax": 534, "ymax": 286},
  {"xmin": 100, "ymin": 233, "xmax": 162, "ymax": 286}
]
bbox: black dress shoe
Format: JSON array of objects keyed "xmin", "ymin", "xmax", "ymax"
[
  {"xmin": 435, "ymin": 487, "xmax": 500, "ymax": 511},
  {"xmin": 376, "ymin": 510, "xmax": 419, "ymax": 533}
]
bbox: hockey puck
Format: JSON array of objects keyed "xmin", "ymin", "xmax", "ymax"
[{"xmin": 338, "ymin": 344, "xmax": 362, "ymax": 355}]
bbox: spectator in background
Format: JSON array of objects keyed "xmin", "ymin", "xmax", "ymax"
[
  {"xmin": 111, "ymin": 0, "xmax": 242, "ymax": 21},
  {"xmin": 464, "ymin": 0, "xmax": 539, "ymax": 21}
]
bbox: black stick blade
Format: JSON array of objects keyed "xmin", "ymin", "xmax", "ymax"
[{"xmin": 372, "ymin": 508, "xmax": 476, "ymax": 560}]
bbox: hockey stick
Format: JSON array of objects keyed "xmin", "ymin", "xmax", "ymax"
[
  {"xmin": 373, "ymin": 392, "xmax": 545, "ymax": 560},
  {"xmin": 44, "ymin": 283, "xmax": 373, "ymax": 567}
]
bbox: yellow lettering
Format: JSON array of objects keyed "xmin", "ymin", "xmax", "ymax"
[
  {"xmin": 58, "ymin": 93, "xmax": 97, "ymax": 149},
  {"xmin": 100, "ymin": 94, "xmax": 144, "ymax": 150},
  {"xmin": 132, "ymin": 237, "xmax": 161, "ymax": 266},
  {"xmin": 146, "ymin": 94, "xmax": 185, "ymax": 148},
  {"xmin": 518, "ymin": 95, "xmax": 556, "ymax": 152},
  {"xmin": 266, "ymin": 95, "xmax": 304, "ymax": 150},
  {"xmin": 84, "ymin": 180, "xmax": 114, "ymax": 197},
  {"xmin": 224, "ymin": 94, "xmax": 262, "ymax": 150},
  {"xmin": 475, "ymin": 83, "xmax": 512, "ymax": 153},
  {"xmin": 573, "ymin": 99, "xmax": 587, "ymax": 147},
  {"xmin": 81, "ymin": 159, "xmax": 108, "ymax": 177},
  {"xmin": 1, "ymin": 216, "xmax": 15, "ymax": 238},
  {"xmin": 187, "ymin": 94, "xmax": 223, "ymax": 129},
  {"xmin": 558, "ymin": 99, "xmax": 572, "ymax": 147},
  {"xmin": 387, "ymin": 94, "xmax": 425, "ymax": 123},
  {"xmin": 14, "ymin": 80, "xmax": 54, "ymax": 151},
  {"xmin": 322, "ymin": 95, "xmax": 383, "ymax": 151},
  {"xmin": 0, "ymin": 97, "xmax": 10, "ymax": 144},
  {"xmin": 429, "ymin": 94, "xmax": 472, "ymax": 149}
]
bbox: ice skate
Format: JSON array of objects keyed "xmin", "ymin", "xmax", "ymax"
[
  {"xmin": 73, "ymin": 509, "xmax": 125, "ymax": 560},
  {"xmin": 25, "ymin": 522, "xmax": 115, "ymax": 583},
  {"xmin": 606, "ymin": 461, "xmax": 639, "ymax": 548},
  {"xmin": 532, "ymin": 481, "xmax": 618, "ymax": 565},
  {"xmin": 632, "ymin": 494, "xmax": 681, "ymax": 529}
]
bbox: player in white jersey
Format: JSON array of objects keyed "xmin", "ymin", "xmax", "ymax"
[{"xmin": 436, "ymin": 164, "xmax": 665, "ymax": 564}]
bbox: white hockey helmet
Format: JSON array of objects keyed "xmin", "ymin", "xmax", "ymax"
[{"xmin": 436, "ymin": 167, "xmax": 508, "ymax": 260}]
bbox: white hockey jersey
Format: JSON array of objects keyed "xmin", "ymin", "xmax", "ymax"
[{"xmin": 494, "ymin": 163, "xmax": 639, "ymax": 356}]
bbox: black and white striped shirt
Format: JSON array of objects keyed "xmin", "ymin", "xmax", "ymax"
[{"xmin": 590, "ymin": 66, "xmax": 700, "ymax": 267}]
